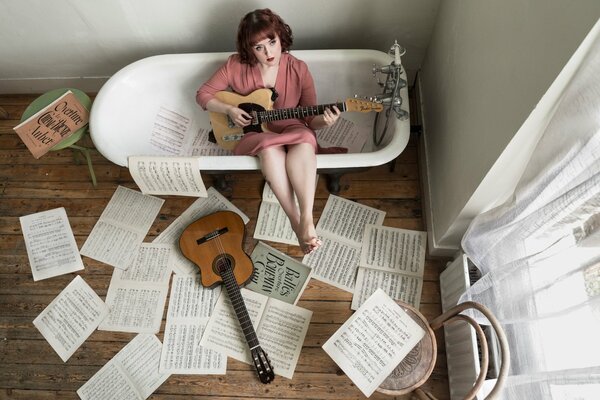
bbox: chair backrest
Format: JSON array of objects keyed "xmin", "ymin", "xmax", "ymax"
[{"xmin": 377, "ymin": 301, "xmax": 510, "ymax": 400}]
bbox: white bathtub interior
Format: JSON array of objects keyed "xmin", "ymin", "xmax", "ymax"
[{"xmin": 89, "ymin": 49, "xmax": 409, "ymax": 170}]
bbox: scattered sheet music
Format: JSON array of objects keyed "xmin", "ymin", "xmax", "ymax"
[
  {"xmin": 323, "ymin": 289, "xmax": 425, "ymax": 397},
  {"xmin": 153, "ymin": 187, "xmax": 249, "ymax": 275},
  {"xmin": 98, "ymin": 243, "xmax": 174, "ymax": 333},
  {"xmin": 352, "ymin": 225, "xmax": 427, "ymax": 309},
  {"xmin": 33, "ymin": 275, "xmax": 109, "ymax": 362},
  {"xmin": 316, "ymin": 116, "xmax": 368, "ymax": 153},
  {"xmin": 302, "ymin": 195, "xmax": 385, "ymax": 292},
  {"xmin": 19, "ymin": 207, "xmax": 84, "ymax": 281},
  {"xmin": 77, "ymin": 334, "xmax": 170, "ymax": 400},
  {"xmin": 149, "ymin": 106, "xmax": 191, "ymax": 155},
  {"xmin": 128, "ymin": 156, "xmax": 208, "ymax": 197},
  {"xmin": 200, "ymin": 288, "xmax": 312, "ymax": 379},
  {"xmin": 183, "ymin": 127, "xmax": 234, "ymax": 156},
  {"xmin": 159, "ymin": 274, "xmax": 226, "ymax": 374},
  {"xmin": 80, "ymin": 186, "xmax": 164, "ymax": 269}
]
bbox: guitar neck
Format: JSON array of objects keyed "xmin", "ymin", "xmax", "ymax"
[
  {"xmin": 259, "ymin": 102, "xmax": 347, "ymax": 123},
  {"xmin": 220, "ymin": 266, "xmax": 260, "ymax": 349}
]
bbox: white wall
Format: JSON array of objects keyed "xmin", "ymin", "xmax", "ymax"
[
  {"xmin": 0, "ymin": 0, "xmax": 439, "ymax": 93},
  {"xmin": 420, "ymin": 1, "xmax": 600, "ymax": 255}
]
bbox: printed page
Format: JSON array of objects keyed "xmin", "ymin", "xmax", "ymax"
[
  {"xmin": 352, "ymin": 267, "xmax": 423, "ymax": 310},
  {"xmin": 323, "ymin": 289, "xmax": 425, "ymax": 397},
  {"xmin": 128, "ymin": 156, "xmax": 208, "ymax": 197},
  {"xmin": 200, "ymin": 288, "xmax": 268, "ymax": 365},
  {"xmin": 80, "ymin": 186, "xmax": 164, "ymax": 269},
  {"xmin": 77, "ymin": 334, "xmax": 170, "ymax": 400},
  {"xmin": 317, "ymin": 117, "xmax": 368, "ymax": 154},
  {"xmin": 149, "ymin": 106, "xmax": 191, "ymax": 155},
  {"xmin": 183, "ymin": 127, "xmax": 234, "ymax": 156},
  {"xmin": 302, "ymin": 195, "xmax": 386, "ymax": 292},
  {"xmin": 254, "ymin": 183, "xmax": 299, "ymax": 245},
  {"xmin": 201, "ymin": 288, "xmax": 312, "ymax": 379},
  {"xmin": 153, "ymin": 187, "xmax": 249, "ymax": 275},
  {"xmin": 246, "ymin": 241, "xmax": 312, "ymax": 304},
  {"xmin": 19, "ymin": 207, "xmax": 84, "ymax": 281},
  {"xmin": 159, "ymin": 274, "xmax": 225, "ymax": 374},
  {"xmin": 255, "ymin": 295, "xmax": 312, "ymax": 379},
  {"xmin": 98, "ymin": 243, "xmax": 174, "ymax": 333},
  {"xmin": 351, "ymin": 225, "xmax": 427, "ymax": 309},
  {"xmin": 33, "ymin": 275, "xmax": 109, "ymax": 362}
]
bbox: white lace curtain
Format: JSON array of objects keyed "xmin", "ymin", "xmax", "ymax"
[{"xmin": 460, "ymin": 21, "xmax": 600, "ymax": 400}]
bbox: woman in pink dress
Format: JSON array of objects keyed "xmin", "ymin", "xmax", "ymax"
[{"xmin": 197, "ymin": 8, "xmax": 341, "ymax": 254}]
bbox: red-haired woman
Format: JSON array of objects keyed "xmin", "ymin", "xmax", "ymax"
[{"xmin": 197, "ymin": 8, "xmax": 343, "ymax": 255}]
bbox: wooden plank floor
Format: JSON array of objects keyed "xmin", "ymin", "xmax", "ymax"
[{"xmin": 0, "ymin": 93, "xmax": 450, "ymax": 400}]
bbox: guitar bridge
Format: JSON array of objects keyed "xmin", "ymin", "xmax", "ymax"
[{"xmin": 196, "ymin": 227, "xmax": 229, "ymax": 245}]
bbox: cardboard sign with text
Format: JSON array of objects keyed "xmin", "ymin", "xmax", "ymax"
[{"xmin": 13, "ymin": 91, "xmax": 89, "ymax": 158}]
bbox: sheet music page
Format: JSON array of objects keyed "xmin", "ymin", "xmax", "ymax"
[
  {"xmin": 33, "ymin": 275, "xmax": 109, "ymax": 362},
  {"xmin": 351, "ymin": 225, "xmax": 427, "ymax": 309},
  {"xmin": 159, "ymin": 274, "xmax": 226, "ymax": 374},
  {"xmin": 302, "ymin": 195, "xmax": 386, "ymax": 292},
  {"xmin": 128, "ymin": 155, "xmax": 208, "ymax": 197},
  {"xmin": 200, "ymin": 288, "xmax": 268, "ymax": 365},
  {"xmin": 77, "ymin": 334, "xmax": 170, "ymax": 400},
  {"xmin": 149, "ymin": 106, "xmax": 191, "ymax": 155},
  {"xmin": 98, "ymin": 243, "xmax": 173, "ymax": 333},
  {"xmin": 323, "ymin": 289, "xmax": 425, "ymax": 397},
  {"xmin": 200, "ymin": 288, "xmax": 311, "ymax": 379},
  {"xmin": 182, "ymin": 127, "xmax": 234, "ymax": 156},
  {"xmin": 80, "ymin": 186, "xmax": 164, "ymax": 269},
  {"xmin": 153, "ymin": 187, "xmax": 249, "ymax": 274},
  {"xmin": 254, "ymin": 183, "xmax": 299, "ymax": 245},
  {"xmin": 352, "ymin": 267, "xmax": 423, "ymax": 310},
  {"xmin": 317, "ymin": 117, "xmax": 368, "ymax": 153},
  {"xmin": 19, "ymin": 207, "xmax": 84, "ymax": 281},
  {"xmin": 255, "ymin": 295, "xmax": 312, "ymax": 379}
]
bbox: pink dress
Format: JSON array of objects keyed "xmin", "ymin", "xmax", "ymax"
[{"xmin": 196, "ymin": 52, "xmax": 319, "ymax": 156}]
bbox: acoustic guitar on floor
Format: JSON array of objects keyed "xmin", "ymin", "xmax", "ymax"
[
  {"xmin": 179, "ymin": 210, "xmax": 275, "ymax": 384},
  {"xmin": 208, "ymin": 88, "xmax": 384, "ymax": 150}
]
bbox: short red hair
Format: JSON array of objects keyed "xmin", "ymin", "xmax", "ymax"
[{"xmin": 236, "ymin": 9, "xmax": 293, "ymax": 65}]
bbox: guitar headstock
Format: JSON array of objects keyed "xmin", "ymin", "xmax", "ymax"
[
  {"xmin": 344, "ymin": 98, "xmax": 384, "ymax": 113},
  {"xmin": 251, "ymin": 346, "xmax": 275, "ymax": 384}
]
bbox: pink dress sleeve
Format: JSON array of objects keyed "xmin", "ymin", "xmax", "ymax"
[{"xmin": 196, "ymin": 56, "xmax": 234, "ymax": 110}]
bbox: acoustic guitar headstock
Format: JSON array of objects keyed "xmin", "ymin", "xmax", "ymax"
[{"xmin": 251, "ymin": 346, "xmax": 275, "ymax": 384}]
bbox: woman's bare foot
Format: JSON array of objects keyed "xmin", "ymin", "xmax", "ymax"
[{"xmin": 296, "ymin": 217, "xmax": 321, "ymax": 255}]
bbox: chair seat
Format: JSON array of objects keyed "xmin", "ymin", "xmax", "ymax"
[{"xmin": 376, "ymin": 302, "xmax": 437, "ymax": 395}]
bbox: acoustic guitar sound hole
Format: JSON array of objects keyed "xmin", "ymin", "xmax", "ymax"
[{"xmin": 213, "ymin": 254, "xmax": 235, "ymax": 275}]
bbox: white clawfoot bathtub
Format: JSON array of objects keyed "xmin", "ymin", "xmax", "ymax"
[{"xmin": 89, "ymin": 49, "xmax": 410, "ymax": 192}]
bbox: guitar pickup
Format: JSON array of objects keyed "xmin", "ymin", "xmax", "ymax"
[{"xmin": 223, "ymin": 134, "xmax": 244, "ymax": 142}]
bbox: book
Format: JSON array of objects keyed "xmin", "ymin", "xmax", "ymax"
[
  {"xmin": 246, "ymin": 241, "xmax": 312, "ymax": 304},
  {"xmin": 13, "ymin": 90, "xmax": 89, "ymax": 159}
]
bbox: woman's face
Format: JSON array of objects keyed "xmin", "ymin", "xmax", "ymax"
[{"xmin": 251, "ymin": 34, "xmax": 282, "ymax": 67}]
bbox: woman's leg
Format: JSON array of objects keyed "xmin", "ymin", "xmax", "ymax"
[
  {"xmin": 286, "ymin": 142, "xmax": 321, "ymax": 253},
  {"xmin": 258, "ymin": 146, "xmax": 302, "ymax": 236}
]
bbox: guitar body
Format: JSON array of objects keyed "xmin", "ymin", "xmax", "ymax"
[
  {"xmin": 208, "ymin": 88, "xmax": 383, "ymax": 150},
  {"xmin": 209, "ymin": 89, "xmax": 274, "ymax": 150},
  {"xmin": 179, "ymin": 210, "xmax": 275, "ymax": 384},
  {"xmin": 179, "ymin": 211, "xmax": 253, "ymax": 288}
]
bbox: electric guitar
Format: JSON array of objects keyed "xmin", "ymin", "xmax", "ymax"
[
  {"xmin": 209, "ymin": 88, "xmax": 384, "ymax": 150},
  {"xmin": 179, "ymin": 211, "xmax": 275, "ymax": 384}
]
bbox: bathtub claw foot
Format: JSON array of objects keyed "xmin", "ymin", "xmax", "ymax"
[
  {"xmin": 325, "ymin": 173, "xmax": 343, "ymax": 194},
  {"xmin": 212, "ymin": 174, "xmax": 230, "ymax": 192}
]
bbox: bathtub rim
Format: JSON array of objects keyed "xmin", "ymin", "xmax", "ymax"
[{"xmin": 89, "ymin": 49, "xmax": 410, "ymax": 170}]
